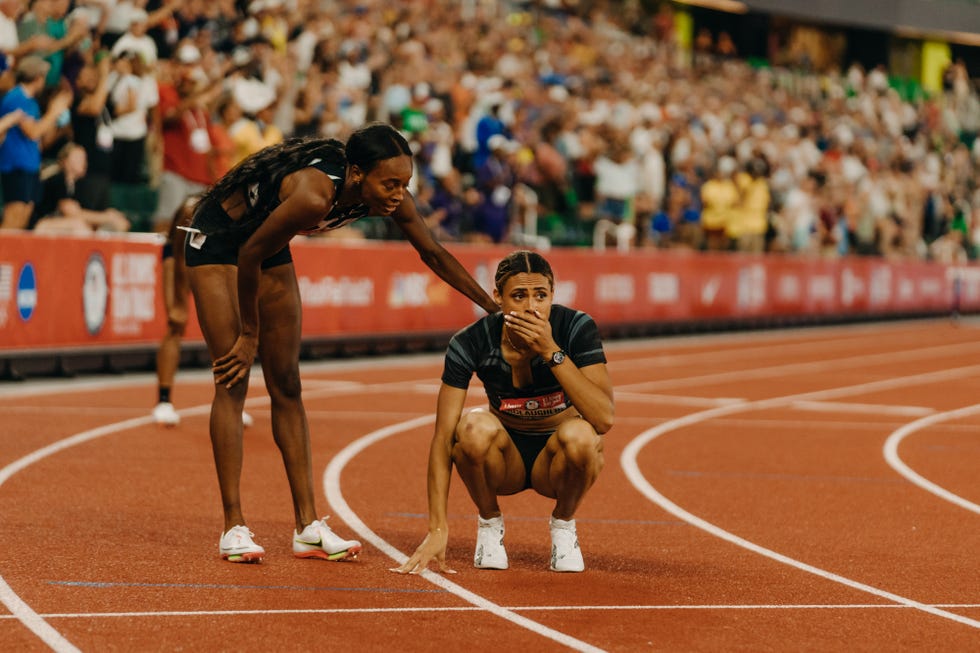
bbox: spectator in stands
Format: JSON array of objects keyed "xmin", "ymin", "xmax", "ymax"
[
  {"xmin": 393, "ymin": 250, "xmax": 613, "ymax": 574},
  {"xmin": 731, "ymin": 157, "xmax": 771, "ymax": 253},
  {"xmin": 227, "ymin": 76, "xmax": 281, "ymax": 166},
  {"xmin": 110, "ymin": 7, "xmax": 157, "ymax": 66},
  {"xmin": 70, "ymin": 51, "xmax": 114, "ymax": 211},
  {"xmin": 777, "ymin": 170, "xmax": 823, "ymax": 255},
  {"xmin": 183, "ymin": 123, "xmax": 498, "ymax": 564},
  {"xmin": 700, "ymin": 156, "xmax": 740, "ymax": 251},
  {"xmin": 0, "ymin": 0, "xmax": 53, "ymax": 93},
  {"xmin": 592, "ymin": 135, "xmax": 640, "ymax": 252},
  {"xmin": 19, "ymin": 0, "xmax": 90, "ymax": 89},
  {"xmin": 472, "ymin": 133, "xmax": 517, "ymax": 243},
  {"xmin": 30, "ymin": 141, "xmax": 130, "ymax": 233},
  {"xmin": 107, "ymin": 49, "xmax": 151, "ymax": 186},
  {"xmin": 151, "ymin": 42, "xmax": 221, "ymax": 232},
  {"xmin": 0, "ymin": 56, "xmax": 72, "ymax": 230}
]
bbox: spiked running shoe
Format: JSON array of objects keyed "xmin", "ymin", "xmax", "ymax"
[
  {"xmin": 549, "ymin": 516, "xmax": 584, "ymax": 572},
  {"xmin": 293, "ymin": 517, "xmax": 362, "ymax": 561},
  {"xmin": 219, "ymin": 525, "xmax": 265, "ymax": 563},
  {"xmin": 474, "ymin": 515, "xmax": 508, "ymax": 569},
  {"xmin": 152, "ymin": 402, "xmax": 180, "ymax": 427}
]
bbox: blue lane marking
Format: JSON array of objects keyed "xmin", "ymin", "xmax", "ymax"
[{"xmin": 48, "ymin": 581, "xmax": 442, "ymax": 594}]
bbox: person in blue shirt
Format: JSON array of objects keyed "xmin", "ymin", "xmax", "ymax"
[{"xmin": 0, "ymin": 55, "xmax": 72, "ymax": 230}]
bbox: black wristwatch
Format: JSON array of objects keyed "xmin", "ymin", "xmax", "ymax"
[{"xmin": 546, "ymin": 350, "xmax": 567, "ymax": 368}]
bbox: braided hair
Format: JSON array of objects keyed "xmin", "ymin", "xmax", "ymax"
[
  {"xmin": 198, "ymin": 123, "xmax": 412, "ymax": 233},
  {"xmin": 494, "ymin": 250, "xmax": 554, "ymax": 292},
  {"xmin": 199, "ymin": 137, "xmax": 346, "ymax": 226}
]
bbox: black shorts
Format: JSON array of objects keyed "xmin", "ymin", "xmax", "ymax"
[
  {"xmin": 2, "ymin": 169, "xmax": 40, "ymax": 204},
  {"xmin": 183, "ymin": 200, "xmax": 292, "ymax": 269},
  {"xmin": 506, "ymin": 426, "xmax": 554, "ymax": 490}
]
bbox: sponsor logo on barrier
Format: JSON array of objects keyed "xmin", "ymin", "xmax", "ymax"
[
  {"xmin": 647, "ymin": 273, "xmax": 679, "ymax": 304},
  {"xmin": 111, "ymin": 253, "xmax": 157, "ymax": 336},
  {"xmin": 0, "ymin": 263, "xmax": 11, "ymax": 328},
  {"xmin": 298, "ymin": 275, "xmax": 374, "ymax": 307},
  {"xmin": 809, "ymin": 274, "xmax": 835, "ymax": 302},
  {"xmin": 840, "ymin": 268, "xmax": 865, "ymax": 307},
  {"xmin": 83, "ymin": 254, "xmax": 108, "ymax": 335},
  {"xmin": 17, "ymin": 262, "xmax": 37, "ymax": 321},
  {"xmin": 736, "ymin": 264, "xmax": 766, "ymax": 310},
  {"xmin": 388, "ymin": 272, "xmax": 450, "ymax": 308},
  {"xmin": 701, "ymin": 277, "xmax": 721, "ymax": 306},
  {"xmin": 869, "ymin": 267, "xmax": 892, "ymax": 306},
  {"xmin": 897, "ymin": 277, "xmax": 915, "ymax": 301},
  {"xmin": 595, "ymin": 274, "xmax": 634, "ymax": 304},
  {"xmin": 554, "ymin": 280, "xmax": 577, "ymax": 306},
  {"xmin": 777, "ymin": 274, "xmax": 801, "ymax": 303}
]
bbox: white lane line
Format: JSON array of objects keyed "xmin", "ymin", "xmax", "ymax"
[
  {"xmin": 323, "ymin": 417, "xmax": 605, "ymax": 653},
  {"xmin": 883, "ymin": 404, "xmax": 980, "ymax": 515},
  {"xmin": 0, "ymin": 376, "xmax": 434, "ymax": 652},
  {"xmin": 615, "ymin": 392, "xmax": 744, "ymax": 407},
  {"xmin": 8, "ymin": 603, "xmax": 980, "ymax": 619},
  {"xmin": 618, "ymin": 340, "xmax": 980, "ymax": 392},
  {"xmin": 621, "ymin": 365, "xmax": 980, "ymax": 630},
  {"xmin": 790, "ymin": 401, "xmax": 935, "ymax": 417},
  {"xmin": 0, "ymin": 416, "xmax": 162, "ymax": 653},
  {"xmin": 605, "ymin": 320, "xmax": 957, "ymax": 370}
]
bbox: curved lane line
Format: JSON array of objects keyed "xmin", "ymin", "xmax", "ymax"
[
  {"xmin": 0, "ymin": 378, "xmax": 374, "ymax": 651},
  {"xmin": 883, "ymin": 404, "xmax": 980, "ymax": 515},
  {"xmin": 323, "ymin": 415, "xmax": 606, "ymax": 653},
  {"xmin": 0, "ymin": 416, "xmax": 161, "ymax": 653},
  {"xmin": 621, "ymin": 367, "xmax": 980, "ymax": 630}
]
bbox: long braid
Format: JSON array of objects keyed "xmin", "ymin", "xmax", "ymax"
[{"xmin": 200, "ymin": 137, "xmax": 346, "ymax": 226}]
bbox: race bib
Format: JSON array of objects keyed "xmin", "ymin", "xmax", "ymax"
[{"xmin": 498, "ymin": 390, "xmax": 568, "ymax": 419}]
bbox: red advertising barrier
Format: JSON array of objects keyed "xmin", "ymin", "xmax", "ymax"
[{"xmin": 0, "ymin": 232, "xmax": 975, "ymax": 354}]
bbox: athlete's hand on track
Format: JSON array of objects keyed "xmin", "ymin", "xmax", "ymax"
[
  {"xmin": 391, "ymin": 529, "xmax": 456, "ymax": 575},
  {"xmin": 212, "ymin": 335, "xmax": 258, "ymax": 388}
]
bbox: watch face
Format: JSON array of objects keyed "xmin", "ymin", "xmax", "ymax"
[{"xmin": 551, "ymin": 350, "xmax": 565, "ymax": 366}]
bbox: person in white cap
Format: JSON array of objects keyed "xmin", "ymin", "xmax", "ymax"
[{"xmin": 227, "ymin": 77, "xmax": 281, "ymax": 165}]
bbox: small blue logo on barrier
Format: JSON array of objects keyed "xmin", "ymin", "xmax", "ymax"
[{"xmin": 17, "ymin": 262, "xmax": 37, "ymax": 321}]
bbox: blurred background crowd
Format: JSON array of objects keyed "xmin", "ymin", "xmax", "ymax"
[{"xmin": 0, "ymin": 0, "xmax": 978, "ymax": 265}]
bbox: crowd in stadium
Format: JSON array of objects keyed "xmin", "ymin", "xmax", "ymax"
[{"xmin": 0, "ymin": 0, "xmax": 977, "ymax": 264}]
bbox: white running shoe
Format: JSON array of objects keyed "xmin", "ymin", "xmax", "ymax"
[
  {"xmin": 293, "ymin": 517, "xmax": 362, "ymax": 561},
  {"xmin": 549, "ymin": 516, "xmax": 584, "ymax": 572},
  {"xmin": 152, "ymin": 402, "xmax": 180, "ymax": 427},
  {"xmin": 242, "ymin": 411, "xmax": 254, "ymax": 428},
  {"xmin": 474, "ymin": 515, "xmax": 508, "ymax": 569},
  {"xmin": 219, "ymin": 525, "xmax": 265, "ymax": 563}
]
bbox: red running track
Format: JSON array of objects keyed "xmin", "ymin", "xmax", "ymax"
[{"xmin": 1, "ymin": 318, "xmax": 979, "ymax": 652}]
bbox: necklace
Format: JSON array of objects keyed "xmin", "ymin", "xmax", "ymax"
[{"xmin": 503, "ymin": 326, "xmax": 526, "ymax": 352}]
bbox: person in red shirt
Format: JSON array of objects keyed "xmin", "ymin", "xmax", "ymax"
[{"xmin": 150, "ymin": 43, "xmax": 221, "ymax": 233}]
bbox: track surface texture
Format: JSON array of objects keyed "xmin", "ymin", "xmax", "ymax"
[{"xmin": 2, "ymin": 318, "xmax": 979, "ymax": 652}]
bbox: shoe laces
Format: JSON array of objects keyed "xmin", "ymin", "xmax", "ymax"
[{"xmin": 227, "ymin": 525, "xmax": 254, "ymax": 544}]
